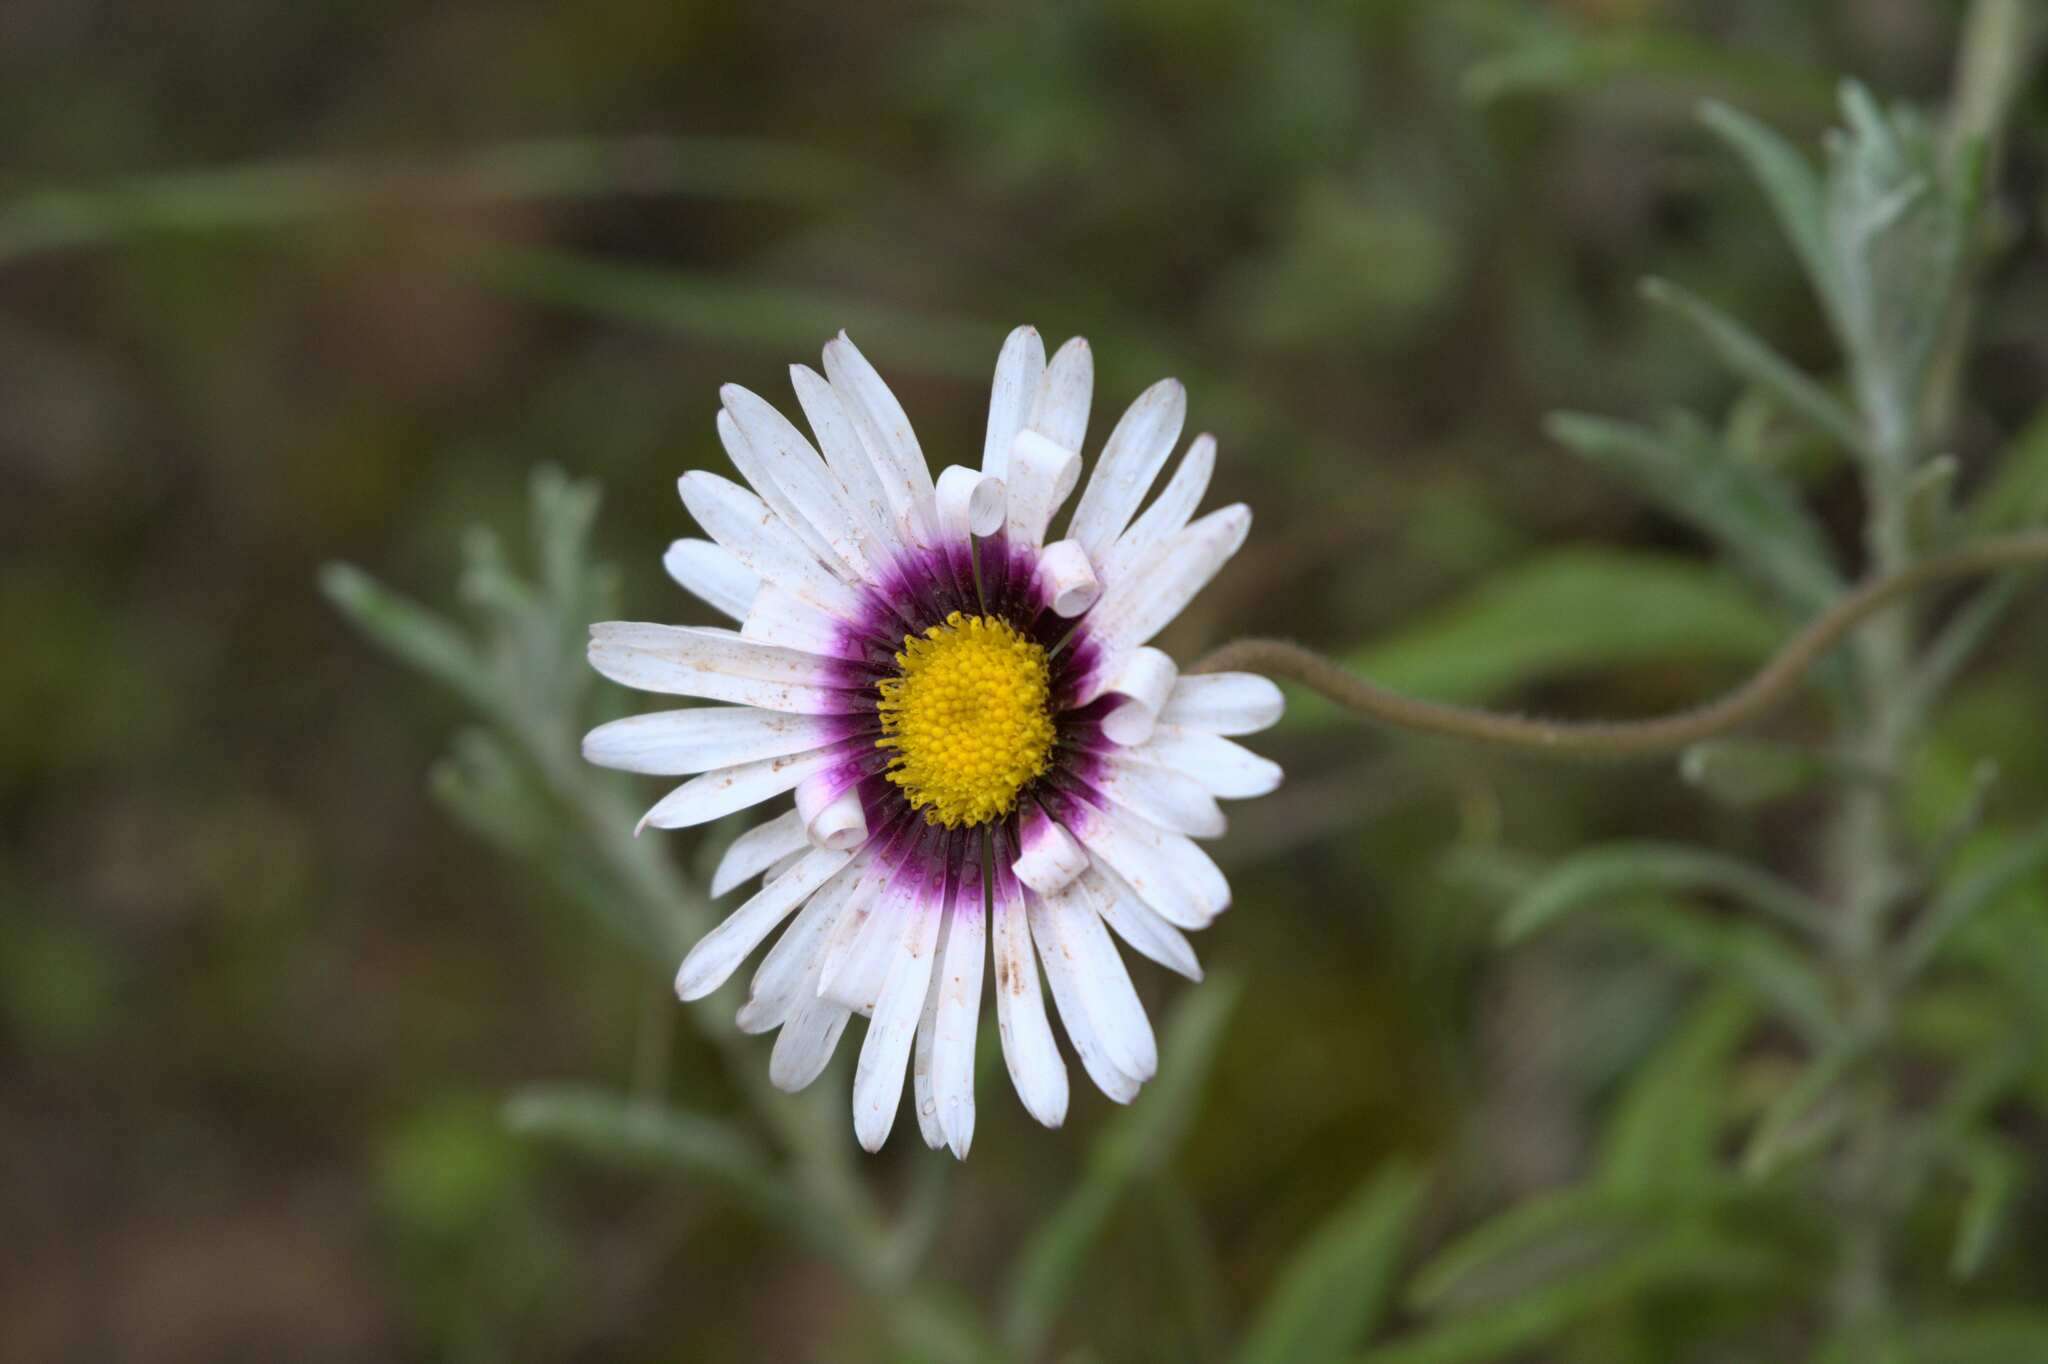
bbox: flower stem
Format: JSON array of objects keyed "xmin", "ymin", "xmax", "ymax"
[
  {"xmin": 1825, "ymin": 479, "xmax": 1913, "ymax": 1337},
  {"xmin": 1189, "ymin": 532, "xmax": 2048, "ymax": 758}
]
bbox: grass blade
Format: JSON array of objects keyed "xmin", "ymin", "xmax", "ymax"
[
  {"xmin": 1638, "ymin": 276, "xmax": 1863, "ymax": 453},
  {"xmin": 1001, "ymin": 976, "xmax": 1242, "ymax": 1359},
  {"xmin": 1499, "ymin": 841, "xmax": 1830, "ymax": 944},
  {"xmin": 1234, "ymin": 1162, "xmax": 1428, "ymax": 1364}
]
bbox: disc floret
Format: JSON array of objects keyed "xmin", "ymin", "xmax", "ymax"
[{"xmin": 877, "ymin": 611, "xmax": 1056, "ymax": 827}]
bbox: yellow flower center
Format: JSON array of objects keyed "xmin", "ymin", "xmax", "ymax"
[{"xmin": 877, "ymin": 611, "xmax": 1057, "ymax": 828}]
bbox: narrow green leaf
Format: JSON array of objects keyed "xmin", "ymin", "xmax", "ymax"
[
  {"xmin": 1910, "ymin": 1312, "xmax": 2048, "ymax": 1363},
  {"xmin": 1904, "ymin": 575, "xmax": 2035, "ymax": 725},
  {"xmin": 1898, "ymin": 816, "xmax": 2048, "ymax": 977},
  {"xmin": 320, "ymin": 562, "xmax": 491, "ymax": 712},
  {"xmin": 1965, "ymin": 406, "xmax": 2048, "ymax": 534},
  {"xmin": 1545, "ymin": 411, "xmax": 1842, "ymax": 611},
  {"xmin": 504, "ymin": 1085, "xmax": 794, "ymax": 1221},
  {"xmin": 1001, "ymin": 977, "xmax": 1242, "ymax": 1359},
  {"xmin": 0, "ymin": 137, "xmax": 861, "ymax": 265},
  {"xmin": 1371, "ymin": 1227, "xmax": 1786, "ymax": 1364},
  {"xmin": 1325, "ymin": 549, "xmax": 1779, "ymax": 713},
  {"xmin": 470, "ymin": 245, "xmax": 1001, "ymax": 381},
  {"xmin": 431, "ymin": 732, "xmax": 681, "ymax": 959},
  {"xmin": 1950, "ymin": 1134, "xmax": 2022, "ymax": 1280},
  {"xmin": 1599, "ymin": 986, "xmax": 1753, "ymax": 1194},
  {"xmin": 1950, "ymin": 0, "xmax": 2038, "ymax": 154},
  {"xmin": 1822, "ymin": 84, "xmax": 1958, "ymax": 453},
  {"xmin": 1608, "ymin": 902, "xmax": 1840, "ymax": 1044},
  {"xmin": 1461, "ymin": 29, "xmax": 1832, "ymax": 117},
  {"xmin": 1408, "ymin": 1185, "xmax": 1646, "ymax": 1313},
  {"xmin": 1638, "ymin": 277, "xmax": 1863, "ymax": 452},
  {"xmin": 1679, "ymin": 739, "xmax": 1827, "ymax": 808},
  {"xmin": 1235, "ymin": 1162, "xmax": 1428, "ymax": 1364},
  {"xmin": 1698, "ymin": 101, "xmax": 1837, "ymax": 313},
  {"xmin": 1741, "ymin": 1032, "xmax": 1866, "ymax": 1177},
  {"xmin": 1499, "ymin": 842, "xmax": 1830, "ymax": 945},
  {"xmin": 885, "ymin": 1289, "xmax": 1015, "ymax": 1364},
  {"xmin": 1405, "ymin": 1179, "xmax": 1787, "ymax": 1316},
  {"xmin": 1906, "ymin": 453, "xmax": 1961, "ymax": 543},
  {"xmin": 1809, "ymin": 1330, "xmax": 1912, "ymax": 1364}
]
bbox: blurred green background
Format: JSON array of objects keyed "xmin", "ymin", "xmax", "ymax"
[{"xmin": 5, "ymin": 1, "xmax": 2046, "ymax": 1360}]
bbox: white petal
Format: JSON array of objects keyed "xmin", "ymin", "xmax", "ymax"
[
  {"xmin": 983, "ymin": 325, "xmax": 1046, "ymax": 482},
  {"xmin": 736, "ymin": 853, "xmax": 860, "ymax": 1032},
  {"xmin": 639, "ymin": 746, "xmax": 841, "ymax": 831},
  {"xmin": 992, "ymin": 870, "xmax": 1069, "ymax": 1127},
  {"xmin": 1066, "ymin": 377, "xmax": 1186, "ymax": 559},
  {"xmin": 824, "ymin": 332, "xmax": 937, "ymax": 547},
  {"xmin": 1084, "ymin": 861, "xmax": 1202, "ymax": 982},
  {"xmin": 1037, "ymin": 880, "xmax": 1157, "ymax": 1081},
  {"xmin": 1064, "ymin": 801, "xmax": 1230, "ymax": 929},
  {"xmin": 852, "ymin": 904, "xmax": 943, "ymax": 1151},
  {"xmin": 716, "ymin": 402, "xmax": 857, "ymax": 580},
  {"xmin": 1099, "ymin": 434, "xmax": 1215, "ymax": 587},
  {"xmin": 1160, "ymin": 671, "xmax": 1285, "ymax": 736},
  {"xmin": 1099, "ymin": 647, "xmax": 1178, "ymax": 746},
  {"xmin": 910, "ymin": 974, "xmax": 954, "ymax": 1148},
  {"xmin": 1091, "ymin": 757, "xmax": 1227, "ymax": 837},
  {"xmin": 588, "ymin": 622, "xmax": 857, "ymax": 714},
  {"xmin": 911, "ymin": 909, "xmax": 952, "ymax": 1150},
  {"xmin": 935, "ymin": 464, "xmax": 1005, "ymax": 539},
  {"xmin": 674, "ymin": 845, "xmax": 853, "ymax": 1000},
  {"xmin": 932, "ymin": 870, "xmax": 985, "ymax": 1159},
  {"xmin": 663, "ymin": 538, "xmax": 758, "ymax": 621},
  {"xmin": 741, "ymin": 584, "xmax": 862, "ymax": 660},
  {"xmin": 770, "ymin": 996, "xmax": 851, "ymax": 1091},
  {"xmin": 795, "ymin": 772, "xmax": 868, "ymax": 851},
  {"xmin": 745, "ymin": 843, "xmax": 872, "ymax": 1024},
  {"xmin": 1134, "ymin": 724, "xmax": 1284, "ymax": 799},
  {"xmin": 1027, "ymin": 335, "xmax": 1093, "ymax": 456},
  {"xmin": 763, "ymin": 845, "xmax": 807, "ymax": 882},
  {"xmin": 789, "ymin": 363, "xmax": 900, "ymax": 556},
  {"xmin": 1039, "ymin": 538, "xmax": 1101, "ymax": 618},
  {"xmin": 1028, "ymin": 888, "xmax": 1147, "ymax": 1102},
  {"xmin": 711, "ymin": 808, "xmax": 808, "ymax": 899},
  {"xmin": 582, "ymin": 707, "xmax": 837, "ymax": 776},
  {"xmin": 721, "ymin": 387, "xmax": 874, "ymax": 578},
  {"xmin": 1012, "ymin": 809, "xmax": 1090, "ymax": 896},
  {"xmin": 1004, "ymin": 429, "xmax": 1082, "ymax": 550},
  {"xmin": 817, "ymin": 856, "xmax": 911, "ymax": 1013},
  {"xmin": 679, "ymin": 471, "xmax": 865, "ymax": 621},
  {"xmin": 1080, "ymin": 504, "xmax": 1251, "ymax": 701}
]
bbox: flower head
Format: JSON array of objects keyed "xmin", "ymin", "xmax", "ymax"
[{"xmin": 584, "ymin": 327, "xmax": 1282, "ymax": 1154}]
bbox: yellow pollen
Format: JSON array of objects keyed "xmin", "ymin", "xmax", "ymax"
[{"xmin": 877, "ymin": 611, "xmax": 1057, "ymax": 828}]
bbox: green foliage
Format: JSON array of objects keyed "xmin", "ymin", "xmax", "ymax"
[
  {"xmin": 1380, "ymin": 1220, "xmax": 1793, "ymax": 1364},
  {"xmin": 1899, "ymin": 816, "xmax": 2048, "ymax": 977},
  {"xmin": 1234, "ymin": 1162, "xmax": 1428, "ymax": 1364},
  {"xmin": 1545, "ymin": 410, "xmax": 1841, "ymax": 612},
  {"xmin": 1598, "ymin": 986, "xmax": 1753, "ymax": 1194},
  {"xmin": 472, "ymin": 246, "xmax": 1003, "ymax": 381},
  {"xmin": 0, "ymin": 137, "xmax": 861, "ymax": 265},
  {"xmin": 1498, "ymin": 842, "xmax": 1828, "ymax": 944},
  {"xmin": 503, "ymin": 1087, "xmax": 805, "ymax": 1235},
  {"xmin": 1001, "ymin": 978, "xmax": 1242, "ymax": 1359},
  {"xmin": 1637, "ymin": 276, "xmax": 1863, "ymax": 453},
  {"xmin": 12, "ymin": 1, "xmax": 2043, "ymax": 1359},
  {"xmin": 1679, "ymin": 737, "xmax": 1829, "ymax": 808},
  {"xmin": 1325, "ymin": 548, "xmax": 1779, "ymax": 711},
  {"xmin": 324, "ymin": 467, "xmax": 699, "ymax": 960}
]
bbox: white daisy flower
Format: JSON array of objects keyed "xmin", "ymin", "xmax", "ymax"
[{"xmin": 584, "ymin": 326, "xmax": 1284, "ymax": 1156}]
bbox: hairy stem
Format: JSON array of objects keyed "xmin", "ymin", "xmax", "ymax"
[
  {"xmin": 1827, "ymin": 480, "xmax": 1913, "ymax": 1336},
  {"xmin": 1827, "ymin": 0, "xmax": 2034, "ymax": 1332},
  {"xmin": 1189, "ymin": 533, "xmax": 2048, "ymax": 757}
]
